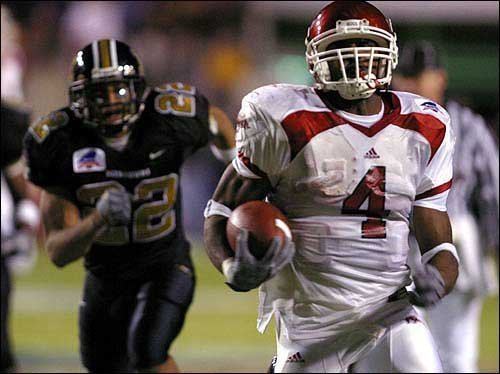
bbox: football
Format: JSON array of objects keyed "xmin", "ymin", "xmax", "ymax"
[{"xmin": 226, "ymin": 200, "xmax": 292, "ymax": 259}]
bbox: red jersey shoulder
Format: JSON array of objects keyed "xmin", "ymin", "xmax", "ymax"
[
  {"xmin": 390, "ymin": 91, "xmax": 451, "ymax": 162},
  {"xmin": 392, "ymin": 90, "xmax": 450, "ymax": 126}
]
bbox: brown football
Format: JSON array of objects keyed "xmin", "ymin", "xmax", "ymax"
[{"xmin": 226, "ymin": 200, "xmax": 292, "ymax": 259}]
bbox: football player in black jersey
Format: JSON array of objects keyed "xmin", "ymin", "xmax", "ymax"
[
  {"xmin": 23, "ymin": 39, "xmax": 236, "ymax": 373},
  {"xmin": 2, "ymin": 101, "xmax": 41, "ymax": 373}
]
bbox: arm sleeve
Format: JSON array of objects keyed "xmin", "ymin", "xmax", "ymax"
[
  {"xmin": 231, "ymin": 93, "xmax": 290, "ymax": 187},
  {"xmin": 413, "ymin": 115, "xmax": 455, "ymax": 211},
  {"xmin": 151, "ymin": 85, "xmax": 212, "ymax": 155},
  {"xmin": 177, "ymin": 90, "xmax": 211, "ymax": 150},
  {"xmin": 23, "ymin": 111, "xmax": 70, "ymax": 190}
]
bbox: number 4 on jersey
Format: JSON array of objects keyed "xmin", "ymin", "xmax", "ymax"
[{"xmin": 341, "ymin": 166, "xmax": 389, "ymax": 239}]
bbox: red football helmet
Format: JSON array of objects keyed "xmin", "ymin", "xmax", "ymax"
[{"xmin": 305, "ymin": 1, "xmax": 398, "ymax": 100}]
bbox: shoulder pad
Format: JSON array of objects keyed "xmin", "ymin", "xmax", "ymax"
[
  {"xmin": 393, "ymin": 91, "xmax": 450, "ymax": 126},
  {"xmin": 151, "ymin": 82, "xmax": 197, "ymax": 117},
  {"xmin": 153, "ymin": 82, "xmax": 196, "ymax": 94},
  {"xmin": 242, "ymin": 84, "xmax": 320, "ymax": 122},
  {"xmin": 28, "ymin": 110, "xmax": 70, "ymax": 144},
  {"xmin": 244, "ymin": 84, "xmax": 306, "ymax": 105}
]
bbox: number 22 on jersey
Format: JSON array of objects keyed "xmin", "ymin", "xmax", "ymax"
[
  {"xmin": 341, "ymin": 166, "xmax": 388, "ymax": 239},
  {"xmin": 76, "ymin": 174, "xmax": 178, "ymax": 245}
]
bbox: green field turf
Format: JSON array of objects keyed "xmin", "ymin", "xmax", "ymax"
[{"xmin": 9, "ymin": 244, "xmax": 499, "ymax": 373}]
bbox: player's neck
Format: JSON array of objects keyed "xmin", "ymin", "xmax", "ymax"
[
  {"xmin": 316, "ymin": 90, "xmax": 383, "ymax": 116},
  {"xmin": 102, "ymin": 132, "xmax": 131, "ymax": 152}
]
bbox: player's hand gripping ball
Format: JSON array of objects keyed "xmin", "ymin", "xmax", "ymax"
[{"xmin": 226, "ymin": 200, "xmax": 292, "ymax": 259}]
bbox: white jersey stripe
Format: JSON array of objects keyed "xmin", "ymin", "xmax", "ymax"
[
  {"xmin": 91, "ymin": 41, "xmax": 100, "ymax": 71},
  {"xmin": 110, "ymin": 39, "xmax": 118, "ymax": 67}
]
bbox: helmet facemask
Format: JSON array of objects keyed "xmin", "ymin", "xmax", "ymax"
[
  {"xmin": 70, "ymin": 75, "xmax": 146, "ymax": 139},
  {"xmin": 69, "ymin": 39, "xmax": 148, "ymax": 141},
  {"xmin": 306, "ymin": 19, "xmax": 398, "ymax": 100}
]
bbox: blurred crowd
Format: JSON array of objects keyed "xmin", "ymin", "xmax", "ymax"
[
  {"xmin": 2, "ymin": 1, "xmax": 498, "ymax": 238},
  {"xmin": 3, "ymin": 1, "xmax": 268, "ymax": 121},
  {"xmin": 3, "ymin": 1, "xmax": 276, "ymax": 238}
]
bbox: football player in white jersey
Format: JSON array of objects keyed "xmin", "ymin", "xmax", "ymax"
[{"xmin": 204, "ymin": 1, "xmax": 459, "ymax": 372}]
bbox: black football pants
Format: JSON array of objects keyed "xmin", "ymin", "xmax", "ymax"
[{"xmin": 79, "ymin": 264, "xmax": 195, "ymax": 372}]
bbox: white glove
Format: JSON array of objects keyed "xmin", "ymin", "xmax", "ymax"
[
  {"xmin": 2, "ymin": 230, "xmax": 36, "ymax": 257},
  {"xmin": 409, "ymin": 264, "xmax": 446, "ymax": 307},
  {"xmin": 7, "ymin": 230, "xmax": 38, "ymax": 275},
  {"xmin": 96, "ymin": 189, "xmax": 131, "ymax": 226},
  {"xmin": 222, "ymin": 229, "xmax": 295, "ymax": 292}
]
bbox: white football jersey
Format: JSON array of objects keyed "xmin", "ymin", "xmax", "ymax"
[
  {"xmin": 1, "ymin": 171, "xmax": 15, "ymax": 240},
  {"xmin": 232, "ymin": 84, "xmax": 455, "ymax": 339}
]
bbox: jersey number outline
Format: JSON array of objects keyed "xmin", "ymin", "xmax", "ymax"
[
  {"xmin": 154, "ymin": 83, "xmax": 196, "ymax": 117},
  {"xmin": 76, "ymin": 174, "xmax": 178, "ymax": 245},
  {"xmin": 341, "ymin": 166, "xmax": 389, "ymax": 239}
]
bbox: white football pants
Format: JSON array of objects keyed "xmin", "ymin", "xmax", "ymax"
[
  {"xmin": 424, "ymin": 291, "xmax": 483, "ymax": 373},
  {"xmin": 406, "ymin": 214, "xmax": 495, "ymax": 372},
  {"xmin": 274, "ymin": 310, "xmax": 442, "ymax": 373}
]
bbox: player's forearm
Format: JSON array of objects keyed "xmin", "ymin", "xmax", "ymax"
[
  {"xmin": 428, "ymin": 250, "xmax": 458, "ymax": 294},
  {"xmin": 203, "ymin": 215, "xmax": 234, "ymax": 273},
  {"xmin": 212, "ymin": 131, "xmax": 235, "ymax": 150},
  {"xmin": 45, "ymin": 210, "xmax": 105, "ymax": 268},
  {"xmin": 413, "ymin": 206, "xmax": 459, "ymax": 295},
  {"xmin": 209, "ymin": 106, "xmax": 236, "ymax": 150}
]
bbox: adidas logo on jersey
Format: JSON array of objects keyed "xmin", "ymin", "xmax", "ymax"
[
  {"xmin": 286, "ymin": 352, "xmax": 305, "ymax": 363},
  {"xmin": 364, "ymin": 148, "xmax": 380, "ymax": 159}
]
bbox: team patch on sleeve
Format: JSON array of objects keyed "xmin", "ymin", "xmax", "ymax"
[
  {"xmin": 419, "ymin": 101, "xmax": 441, "ymax": 113},
  {"xmin": 29, "ymin": 111, "xmax": 69, "ymax": 143}
]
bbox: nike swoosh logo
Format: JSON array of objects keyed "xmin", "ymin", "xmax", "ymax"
[{"xmin": 149, "ymin": 149, "xmax": 167, "ymax": 160}]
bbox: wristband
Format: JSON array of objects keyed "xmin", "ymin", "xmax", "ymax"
[
  {"xmin": 204, "ymin": 199, "xmax": 233, "ymax": 218},
  {"xmin": 16, "ymin": 199, "xmax": 40, "ymax": 228},
  {"xmin": 210, "ymin": 144, "xmax": 237, "ymax": 163},
  {"xmin": 222, "ymin": 257, "xmax": 234, "ymax": 279},
  {"xmin": 421, "ymin": 242, "xmax": 460, "ymax": 265}
]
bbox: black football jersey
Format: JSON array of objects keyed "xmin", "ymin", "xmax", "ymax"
[
  {"xmin": 1, "ymin": 101, "xmax": 30, "ymax": 170},
  {"xmin": 24, "ymin": 83, "xmax": 212, "ymax": 279}
]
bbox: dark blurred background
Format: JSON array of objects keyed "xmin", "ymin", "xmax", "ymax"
[{"xmin": 2, "ymin": 1, "xmax": 498, "ymax": 239}]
